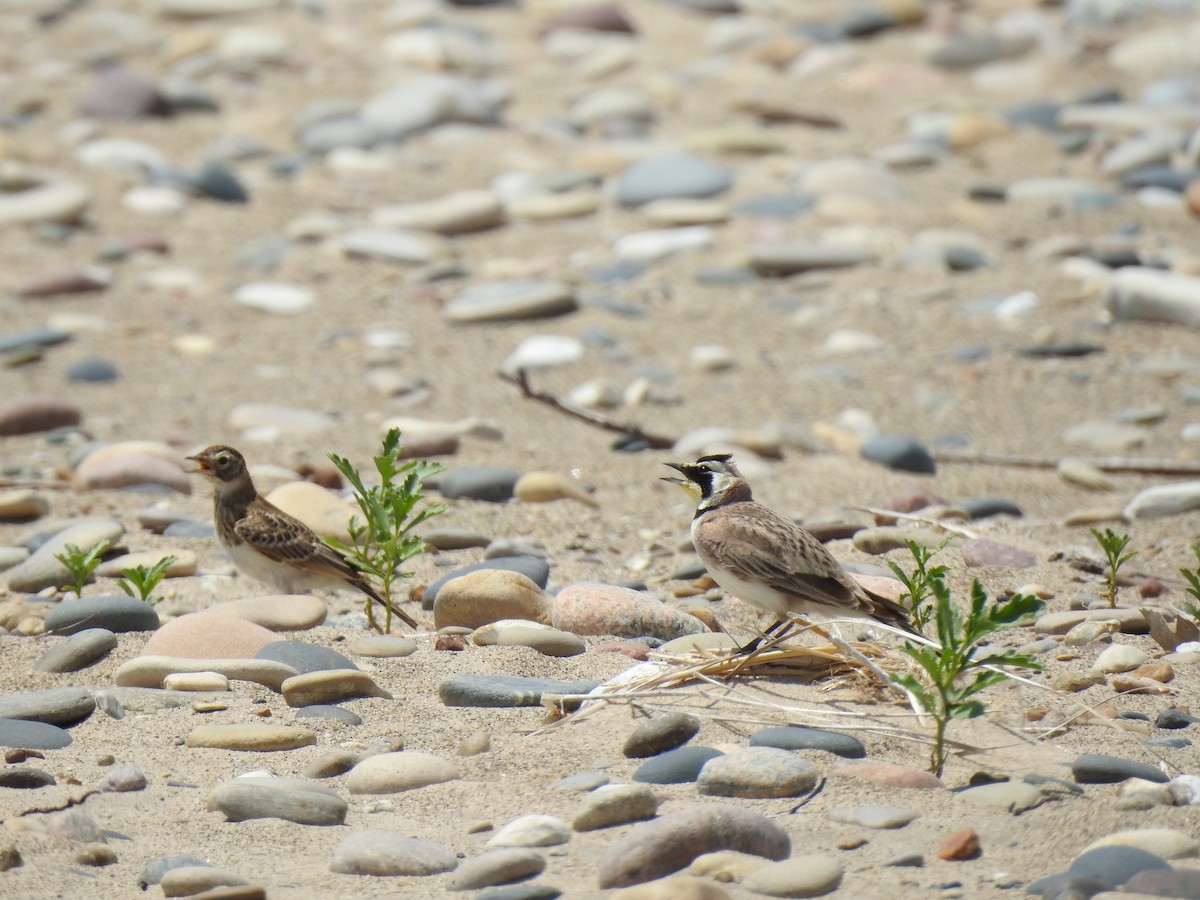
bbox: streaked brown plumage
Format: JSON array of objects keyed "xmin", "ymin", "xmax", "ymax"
[
  {"xmin": 188, "ymin": 444, "xmax": 418, "ymax": 629},
  {"xmin": 665, "ymin": 454, "xmax": 913, "ymax": 635}
]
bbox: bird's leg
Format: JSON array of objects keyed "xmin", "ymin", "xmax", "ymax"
[{"xmin": 737, "ymin": 617, "xmax": 789, "ymax": 655}]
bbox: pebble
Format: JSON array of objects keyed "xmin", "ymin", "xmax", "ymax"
[
  {"xmin": 204, "ymin": 596, "xmax": 327, "ymax": 632},
  {"xmin": 598, "ymin": 804, "xmax": 789, "ymax": 889},
  {"xmin": 1125, "ymin": 481, "xmax": 1200, "ymax": 519},
  {"xmin": 142, "ymin": 613, "xmax": 278, "ymax": 658},
  {"xmin": 633, "ymin": 746, "xmax": 724, "ymax": 784},
  {"xmin": 749, "ymin": 243, "xmax": 875, "ymax": 277},
  {"xmin": 1068, "ymin": 845, "xmax": 1171, "ymax": 885},
  {"xmin": 115, "ymin": 656, "xmax": 297, "ymax": 691},
  {"xmin": 0, "ymin": 687, "xmax": 95, "ymax": 726},
  {"xmin": 3, "ymin": 517, "xmax": 124, "ymax": 593},
  {"xmin": 44, "ymin": 595, "xmax": 159, "ymax": 636},
  {"xmin": 513, "ymin": 472, "xmax": 598, "ymax": 508},
  {"xmin": 551, "ymin": 583, "xmax": 706, "ymax": 640},
  {"xmin": 473, "ymin": 621, "xmax": 586, "ymax": 657},
  {"xmin": 1085, "ymin": 828, "xmax": 1198, "ymax": 860},
  {"xmin": 373, "ymin": 190, "xmax": 504, "ymax": 234},
  {"xmin": 338, "ymin": 228, "xmax": 445, "ymax": 265},
  {"xmin": 749, "ymin": 725, "xmax": 866, "ymax": 759},
  {"xmin": 281, "ymin": 669, "xmax": 390, "ymax": 707},
  {"xmin": 329, "ymin": 830, "xmax": 458, "ymax": 876},
  {"xmin": 1092, "ymin": 643, "xmax": 1149, "ymax": 673},
  {"xmin": 94, "ymin": 548, "xmax": 195, "ymax": 580},
  {"xmin": 0, "ymin": 182, "xmax": 90, "ymax": 228},
  {"xmin": 439, "ymin": 675, "xmax": 599, "ymax": 708},
  {"xmin": 698, "ymin": 748, "xmax": 818, "ymax": 799},
  {"xmin": 436, "ymin": 468, "xmax": 523, "ymax": 503},
  {"xmin": 159, "ymin": 866, "xmax": 250, "ymax": 896},
  {"xmin": 32, "ymin": 628, "xmax": 118, "ymax": 673},
  {"xmin": 448, "ymin": 849, "xmax": 546, "ymax": 891},
  {"xmin": 487, "ymin": 814, "xmax": 571, "ymax": 848},
  {"xmin": 345, "ymin": 751, "xmax": 461, "ymax": 794},
  {"xmin": 1106, "ymin": 267, "xmax": 1200, "ymax": 327},
  {"xmin": 827, "ymin": 805, "xmax": 919, "ymax": 829},
  {"xmin": 1033, "ymin": 608, "xmax": 1148, "ymax": 635},
  {"xmin": 958, "ymin": 781, "xmax": 1044, "ymax": 813},
  {"xmin": 501, "ymin": 336, "xmax": 584, "ymax": 376},
  {"xmin": 349, "ymin": 635, "xmax": 418, "ymax": 658},
  {"xmin": 422, "ymin": 556, "xmax": 549, "ymax": 607},
  {"xmin": 72, "ymin": 446, "xmax": 190, "ymax": 494},
  {"xmin": 1057, "ymin": 458, "xmax": 1117, "ymax": 491},
  {"xmin": 1071, "ymin": 753, "xmax": 1168, "ymax": 784},
  {"xmin": 615, "ymin": 155, "xmax": 733, "ymax": 207},
  {"xmin": 232, "ymin": 283, "xmax": 314, "ymax": 316},
  {"xmin": 740, "ymin": 855, "xmax": 843, "ymax": 898},
  {"xmin": 97, "ymin": 767, "xmax": 147, "ymax": 792},
  {"xmin": 573, "ymin": 783, "xmax": 658, "ymax": 832},
  {"xmin": 186, "ymin": 724, "xmax": 316, "ymax": 751},
  {"xmin": 623, "ymin": 712, "xmax": 700, "ymax": 758},
  {"xmin": 0, "ymin": 718, "xmax": 72, "ymax": 750},
  {"xmin": 78, "ymin": 66, "xmax": 170, "ymax": 118},
  {"xmin": 255, "ymin": 640, "xmax": 358, "ymax": 674},
  {"xmin": 207, "ymin": 776, "xmax": 346, "ymax": 825},
  {"xmin": 858, "ymin": 435, "xmax": 937, "ymax": 474},
  {"xmin": 227, "ymin": 403, "xmax": 334, "ymax": 438},
  {"xmin": 162, "ymin": 672, "xmax": 229, "ymax": 692},
  {"xmin": 444, "ymin": 281, "xmax": 577, "ymax": 323},
  {"xmin": 434, "ymin": 569, "xmax": 553, "ymax": 629},
  {"xmin": 833, "ymin": 761, "xmax": 944, "ymax": 790}
]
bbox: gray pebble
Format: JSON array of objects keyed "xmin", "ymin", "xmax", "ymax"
[
  {"xmin": 696, "ymin": 747, "xmax": 818, "ymax": 799},
  {"xmin": 0, "ymin": 718, "xmax": 72, "ymax": 750},
  {"xmin": 437, "ymin": 467, "xmax": 522, "ymax": 502},
  {"xmin": 448, "ymin": 848, "xmax": 545, "ymax": 891},
  {"xmin": 1071, "ymin": 753, "xmax": 1168, "ymax": 784},
  {"xmin": 207, "ymin": 776, "xmax": 348, "ymax": 825},
  {"xmin": 632, "ymin": 746, "xmax": 724, "ymax": 784},
  {"xmin": 827, "ymin": 805, "xmax": 919, "ymax": 829},
  {"xmin": 255, "ymin": 641, "xmax": 358, "ymax": 674},
  {"xmin": 294, "ymin": 705, "xmax": 362, "ymax": 725},
  {"xmin": 750, "ymin": 725, "xmax": 866, "ymax": 759},
  {"xmin": 1068, "ymin": 845, "xmax": 1170, "ymax": 884},
  {"xmin": 329, "ymin": 829, "xmax": 459, "ymax": 876},
  {"xmin": 67, "ymin": 358, "xmax": 119, "ymax": 383},
  {"xmin": 623, "ymin": 712, "xmax": 700, "ymax": 758},
  {"xmin": 439, "ymin": 675, "xmax": 598, "ymax": 709},
  {"xmin": 423, "ymin": 556, "xmax": 550, "ymax": 607},
  {"xmin": 138, "ymin": 856, "xmax": 211, "ymax": 889},
  {"xmin": 0, "ymin": 687, "xmax": 95, "ymax": 726},
  {"xmin": 32, "ymin": 628, "xmax": 118, "ymax": 673},
  {"xmin": 97, "ymin": 766, "xmax": 146, "ymax": 792},
  {"xmin": 44, "ymin": 595, "xmax": 159, "ymax": 636},
  {"xmin": 615, "ymin": 154, "xmax": 732, "ymax": 207},
  {"xmin": 860, "ymin": 435, "xmax": 936, "ymax": 474}
]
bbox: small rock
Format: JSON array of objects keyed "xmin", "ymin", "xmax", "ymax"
[
  {"xmin": 739, "ymin": 855, "xmax": 843, "ymax": 898},
  {"xmin": 696, "ymin": 747, "xmax": 818, "ymax": 799},
  {"xmin": 749, "ymin": 725, "xmax": 866, "ymax": 759},
  {"xmin": 439, "ymin": 675, "xmax": 598, "ymax": 709},
  {"xmin": 1092, "ymin": 643, "xmax": 1149, "ymax": 673},
  {"xmin": 448, "ymin": 849, "xmax": 545, "ymax": 891},
  {"xmin": 32, "ymin": 628, "xmax": 118, "ymax": 673},
  {"xmin": 207, "ymin": 776, "xmax": 347, "ymax": 825},
  {"xmin": 434, "ymin": 570, "xmax": 553, "ymax": 629},
  {"xmin": 186, "ymin": 724, "xmax": 316, "ymax": 752},
  {"xmin": 0, "ymin": 719, "xmax": 72, "ymax": 750},
  {"xmin": 623, "ymin": 713, "xmax": 700, "ymax": 758},
  {"xmin": 1071, "ymin": 753, "xmax": 1168, "ymax": 784},
  {"xmin": 552, "ymin": 583, "xmax": 706, "ymax": 640},
  {"xmin": 936, "ymin": 828, "xmax": 981, "ymax": 861},
  {"xmin": 281, "ymin": 670, "xmax": 390, "ymax": 707},
  {"xmin": 826, "ymin": 806, "xmax": 919, "ymax": 829},
  {"xmin": 833, "ymin": 761, "xmax": 944, "ymax": 790},
  {"xmin": 573, "ymin": 783, "xmax": 658, "ymax": 831},
  {"xmin": 633, "ymin": 746, "xmax": 724, "ymax": 785},
  {"xmin": 44, "ymin": 596, "xmax": 159, "ymax": 636},
  {"xmin": 344, "ymin": 751, "xmax": 460, "ymax": 794},
  {"xmin": 330, "ymin": 830, "xmax": 458, "ymax": 876},
  {"xmin": 487, "ymin": 814, "xmax": 571, "ymax": 848}
]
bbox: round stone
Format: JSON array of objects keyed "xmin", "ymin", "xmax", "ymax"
[
  {"xmin": 697, "ymin": 747, "xmax": 819, "ymax": 799},
  {"xmin": 623, "ymin": 713, "xmax": 700, "ymax": 758},
  {"xmin": 749, "ymin": 726, "xmax": 866, "ymax": 759},
  {"xmin": 633, "ymin": 746, "xmax": 724, "ymax": 785},
  {"xmin": 44, "ymin": 596, "xmax": 159, "ymax": 636}
]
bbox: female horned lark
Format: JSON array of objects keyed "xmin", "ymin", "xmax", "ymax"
[
  {"xmin": 664, "ymin": 454, "xmax": 914, "ymax": 637},
  {"xmin": 188, "ymin": 444, "xmax": 418, "ymax": 629}
]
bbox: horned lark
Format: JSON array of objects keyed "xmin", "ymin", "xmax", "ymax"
[
  {"xmin": 188, "ymin": 444, "xmax": 418, "ymax": 629},
  {"xmin": 664, "ymin": 454, "xmax": 914, "ymax": 637}
]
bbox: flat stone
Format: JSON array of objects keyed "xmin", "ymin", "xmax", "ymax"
[
  {"xmin": 1033, "ymin": 608, "xmax": 1148, "ymax": 635},
  {"xmin": 4, "ymin": 518, "xmax": 124, "ymax": 593},
  {"xmin": 573, "ymin": 783, "xmax": 658, "ymax": 831},
  {"xmin": 97, "ymin": 767, "xmax": 146, "ymax": 792},
  {"xmin": 294, "ymin": 705, "xmax": 361, "ymax": 725},
  {"xmin": 344, "ymin": 751, "xmax": 460, "ymax": 794},
  {"xmin": 1125, "ymin": 868, "xmax": 1200, "ymax": 897},
  {"xmin": 227, "ymin": 404, "xmax": 334, "ymax": 438},
  {"xmin": 552, "ymin": 583, "xmax": 706, "ymax": 640},
  {"xmin": 1068, "ymin": 845, "xmax": 1171, "ymax": 884},
  {"xmin": 1106, "ymin": 267, "xmax": 1200, "ymax": 328},
  {"xmin": 827, "ymin": 805, "xmax": 919, "ymax": 829},
  {"xmin": 749, "ymin": 243, "xmax": 874, "ymax": 277},
  {"xmin": 348, "ymin": 635, "xmax": 418, "ymax": 658},
  {"xmin": 697, "ymin": 748, "xmax": 819, "ymax": 799},
  {"xmin": 186, "ymin": 724, "xmax": 316, "ymax": 751},
  {"xmin": 434, "ymin": 570, "xmax": 553, "ymax": 629},
  {"xmin": 612, "ymin": 875, "xmax": 731, "ymax": 899},
  {"xmin": 436, "ymin": 468, "xmax": 523, "ymax": 503},
  {"xmin": 439, "ymin": 675, "xmax": 598, "ymax": 708},
  {"xmin": 473, "ymin": 621, "xmax": 585, "ymax": 657},
  {"xmin": 73, "ymin": 452, "xmax": 190, "ymax": 494},
  {"xmin": 513, "ymin": 472, "xmax": 598, "ymax": 508},
  {"xmin": 233, "ymin": 282, "xmax": 314, "ymax": 316},
  {"xmin": 0, "ymin": 182, "xmax": 90, "ymax": 228},
  {"xmin": 162, "ymin": 672, "xmax": 229, "ymax": 692},
  {"xmin": 255, "ymin": 640, "xmax": 357, "ymax": 674},
  {"xmin": 94, "ymin": 549, "xmax": 196, "ymax": 580},
  {"xmin": 0, "ymin": 768, "xmax": 56, "ymax": 789},
  {"xmin": 598, "ymin": 804, "xmax": 789, "ymax": 889},
  {"xmin": 0, "ymin": 687, "xmax": 95, "ymax": 726},
  {"xmin": 615, "ymin": 155, "xmax": 733, "ymax": 207},
  {"xmin": 373, "ymin": 189, "xmax": 504, "ymax": 235},
  {"xmin": 0, "ymin": 718, "xmax": 72, "ymax": 750},
  {"xmin": 444, "ymin": 281, "xmax": 577, "ymax": 323},
  {"xmin": 487, "ymin": 814, "xmax": 571, "ymax": 848},
  {"xmin": 1092, "ymin": 643, "xmax": 1149, "ymax": 673},
  {"xmin": 207, "ymin": 776, "xmax": 346, "ymax": 825},
  {"xmin": 204, "ymin": 596, "xmax": 327, "ymax": 631},
  {"xmin": 114, "ymin": 656, "xmax": 298, "ymax": 691},
  {"xmin": 142, "ymin": 613, "xmax": 277, "ymax": 658},
  {"xmin": 330, "ymin": 830, "xmax": 458, "ymax": 876},
  {"xmin": 281, "ymin": 670, "xmax": 391, "ymax": 707},
  {"xmin": 448, "ymin": 849, "xmax": 545, "ymax": 892},
  {"xmin": 633, "ymin": 746, "xmax": 724, "ymax": 785},
  {"xmin": 1125, "ymin": 481, "xmax": 1200, "ymax": 519},
  {"xmin": 833, "ymin": 761, "xmax": 945, "ymax": 790},
  {"xmin": 1071, "ymin": 753, "xmax": 1168, "ymax": 784},
  {"xmin": 1085, "ymin": 828, "xmax": 1198, "ymax": 860},
  {"xmin": 138, "ymin": 856, "xmax": 211, "ymax": 889},
  {"xmin": 423, "ymin": 556, "xmax": 549, "ymax": 606},
  {"xmin": 623, "ymin": 712, "xmax": 700, "ymax": 758},
  {"xmin": 958, "ymin": 781, "xmax": 1044, "ymax": 812},
  {"xmin": 0, "ymin": 490, "xmax": 49, "ymax": 522},
  {"xmin": 749, "ymin": 725, "xmax": 866, "ymax": 759},
  {"xmin": 44, "ymin": 595, "xmax": 159, "ymax": 636},
  {"xmin": 859, "ymin": 435, "xmax": 937, "ymax": 474},
  {"xmin": 739, "ymin": 855, "xmax": 843, "ymax": 898},
  {"xmin": 32, "ymin": 628, "xmax": 118, "ymax": 673},
  {"xmin": 159, "ymin": 867, "xmax": 250, "ymax": 896},
  {"xmin": 960, "ymin": 538, "xmax": 1037, "ymax": 569}
]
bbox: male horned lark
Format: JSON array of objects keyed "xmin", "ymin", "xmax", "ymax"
[
  {"xmin": 664, "ymin": 454, "xmax": 914, "ymax": 637},
  {"xmin": 188, "ymin": 444, "xmax": 418, "ymax": 629}
]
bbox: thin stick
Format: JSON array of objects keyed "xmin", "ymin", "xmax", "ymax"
[{"xmin": 499, "ymin": 368, "xmax": 678, "ymax": 449}]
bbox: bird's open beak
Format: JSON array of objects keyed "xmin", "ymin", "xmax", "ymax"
[
  {"xmin": 662, "ymin": 462, "xmax": 700, "ymax": 500},
  {"xmin": 186, "ymin": 455, "xmax": 213, "ymax": 476}
]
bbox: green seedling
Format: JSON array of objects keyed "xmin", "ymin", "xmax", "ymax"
[
  {"xmin": 54, "ymin": 541, "xmax": 109, "ymax": 598},
  {"xmin": 1091, "ymin": 527, "xmax": 1136, "ymax": 609},
  {"xmin": 117, "ymin": 555, "xmax": 178, "ymax": 605},
  {"xmin": 327, "ymin": 428, "xmax": 447, "ymax": 633},
  {"xmin": 1180, "ymin": 545, "xmax": 1200, "ymax": 621},
  {"xmin": 886, "ymin": 537, "xmax": 952, "ymax": 634},
  {"xmin": 889, "ymin": 564, "xmax": 1044, "ymax": 777}
]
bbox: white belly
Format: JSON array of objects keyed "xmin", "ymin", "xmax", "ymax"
[{"xmin": 224, "ymin": 540, "xmax": 340, "ymax": 595}]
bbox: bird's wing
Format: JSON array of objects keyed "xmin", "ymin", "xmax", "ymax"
[
  {"xmin": 234, "ymin": 503, "xmax": 360, "ymax": 580},
  {"xmin": 698, "ymin": 508, "xmax": 873, "ymax": 615}
]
